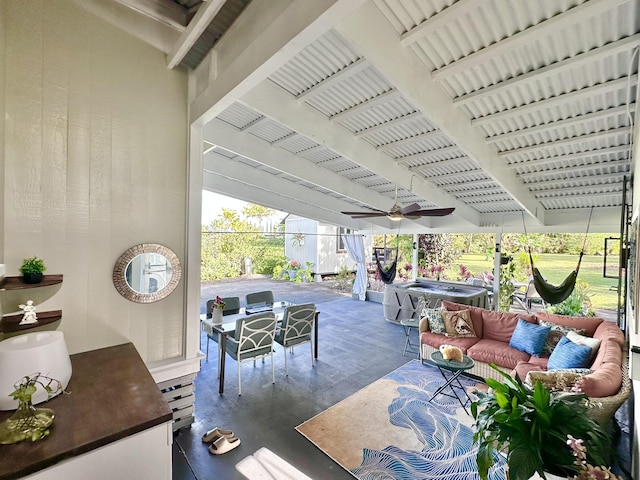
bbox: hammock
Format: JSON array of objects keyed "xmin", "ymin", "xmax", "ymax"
[
  {"xmin": 524, "ymin": 208, "xmax": 593, "ymax": 305},
  {"xmin": 374, "ymin": 247, "xmax": 398, "ymax": 285}
]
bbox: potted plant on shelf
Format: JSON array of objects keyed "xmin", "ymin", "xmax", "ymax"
[
  {"xmin": 472, "ymin": 364, "xmax": 612, "ymax": 480},
  {"xmin": 19, "ymin": 256, "xmax": 46, "ymax": 284}
]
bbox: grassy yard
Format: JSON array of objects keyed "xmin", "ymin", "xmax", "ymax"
[{"xmin": 455, "ymin": 253, "xmax": 620, "ymax": 310}]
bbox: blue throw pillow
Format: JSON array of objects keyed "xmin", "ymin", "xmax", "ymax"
[
  {"xmin": 509, "ymin": 319, "xmax": 551, "ymax": 357},
  {"xmin": 548, "ymin": 336, "xmax": 593, "ymax": 370}
]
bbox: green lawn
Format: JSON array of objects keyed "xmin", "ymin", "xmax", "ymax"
[{"xmin": 456, "ymin": 254, "xmax": 620, "ymax": 310}]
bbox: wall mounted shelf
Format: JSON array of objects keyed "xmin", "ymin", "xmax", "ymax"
[{"xmin": 0, "ymin": 275, "xmax": 64, "ymax": 336}]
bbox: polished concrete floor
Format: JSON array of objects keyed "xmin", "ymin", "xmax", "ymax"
[{"xmin": 172, "ymin": 278, "xmax": 631, "ymax": 479}]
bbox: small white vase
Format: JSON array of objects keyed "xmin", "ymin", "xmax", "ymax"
[{"xmin": 212, "ymin": 308, "xmax": 223, "ymax": 325}]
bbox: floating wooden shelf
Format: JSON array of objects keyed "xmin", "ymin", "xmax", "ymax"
[
  {"xmin": 0, "ymin": 309, "xmax": 63, "ymax": 334},
  {"xmin": 0, "ymin": 274, "xmax": 63, "ymax": 291}
]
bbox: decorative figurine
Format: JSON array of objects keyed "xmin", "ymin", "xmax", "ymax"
[{"xmin": 18, "ymin": 300, "xmax": 38, "ymax": 325}]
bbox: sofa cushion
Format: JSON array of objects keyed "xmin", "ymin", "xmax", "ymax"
[
  {"xmin": 512, "ymin": 361, "xmax": 541, "ymax": 381},
  {"xmin": 441, "ymin": 309, "xmax": 477, "ymax": 338},
  {"xmin": 593, "ymin": 321, "xmax": 625, "ymax": 347},
  {"xmin": 480, "ymin": 309, "xmax": 536, "ymax": 343},
  {"xmin": 420, "ymin": 332, "xmax": 479, "ymax": 353},
  {"xmin": 538, "ymin": 320, "xmax": 586, "ymax": 355},
  {"xmin": 441, "ymin": 301, "xmax": 483, "ymax": 338},
  {"xmin": 467, "ymin": 339, "xmax": 531, "ymax": 370},
  {"xmin": 420, "ymin": 307, "xmax": 446, "ymax": 334},
  {"xmin": 509, "ymin": 319, "xmax": 551, "ymax": 357},
  {"xmin": 548, "ymin": 336, "xmax": 593, "ymax": 370},
  {"xmin": 535, "ymin": 312, "xmax": 603, "ymax": 337},
  {"xmin": 577, "ymin": 340, "xmax": 622, "ymax": 397},
  {"xmin": 566, "ymin": 331, "xmax": 601, "ymax": 362}
]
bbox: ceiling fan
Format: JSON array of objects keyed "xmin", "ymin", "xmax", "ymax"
[{"xmin": 341, "ymin": 186, "xmax": 455, "ymax": 222}]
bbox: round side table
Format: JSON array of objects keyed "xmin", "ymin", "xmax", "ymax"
[
  {"xmin": 400, "ymin": 318, "xmax": 420, "ymax": 357},
  {"xmin": 429, "ymin": 350, "xmax": 475, "ymax": 412}
]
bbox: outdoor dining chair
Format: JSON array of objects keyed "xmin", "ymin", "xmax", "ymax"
[
  {"xmin": 274, "ymin": 303, "xmax": 316, "ymax": 376},
  {"xmin": 204, "ymin": 296, "xmax": 241, "ymax": 363},
  {"xmin": 245, "ymin": 290, "xmax": 274, "ymax": 307},
  {"xmin": 225, "ymin": 312, "xmax": 278, "ymax": 395}
]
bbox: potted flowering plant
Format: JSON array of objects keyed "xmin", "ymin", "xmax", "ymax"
[
  {"xmin": 210, "ymin": 296, "xmax": 225, "ymax": 325},
  {"xmin": 286, "ymin": 260, "xmax": 300, "ymax": 281}
]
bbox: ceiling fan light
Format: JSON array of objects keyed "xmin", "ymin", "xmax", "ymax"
[{"xmin": 388, "ymin": 212, "xmax": 403, "ymax": 221}]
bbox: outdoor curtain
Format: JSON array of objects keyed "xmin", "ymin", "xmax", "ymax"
[{"xmin": 342, "ymin": 234, "xmax": 367, "ymax": 301}]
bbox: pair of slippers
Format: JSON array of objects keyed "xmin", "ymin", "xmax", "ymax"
[{"xmin": 202, "ymin": 427, "xmax": 241, "ymax": 455}]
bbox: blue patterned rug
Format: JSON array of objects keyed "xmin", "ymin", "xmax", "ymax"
[{"xmin": 296, "ymin": 360, "xmax": 506, "ymax": 479}]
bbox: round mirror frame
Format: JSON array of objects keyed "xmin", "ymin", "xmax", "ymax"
[{"xmin": 113, "ymin": 244, "xmax": 182, "ymax": 303}]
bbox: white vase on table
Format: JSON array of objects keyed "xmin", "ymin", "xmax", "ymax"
[{"xmin": 212, "ymin": 308, "xmax": 223, "ymax": 325}]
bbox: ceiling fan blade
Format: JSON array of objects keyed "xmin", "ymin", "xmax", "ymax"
[
  {"xmin": 408, "ymin": 207, "xmax": 456, "ymax": 217},
  {"xmin": 346, "ymin": 213, "xmax": 388, "ymax": 218},
  {"xmin": 341, "ymin": 209, "xmax": 386, "ymax": 215},
  {"xmin": 399, "ymin": 203, "xmax": 421, "ymax": 215}
]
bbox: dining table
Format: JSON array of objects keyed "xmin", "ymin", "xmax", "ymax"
[{"xmin": 200, "ymin": 301, "xmax": 320, "ymax": 394}]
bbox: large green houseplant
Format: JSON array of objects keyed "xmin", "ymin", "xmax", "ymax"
[{"xmin": 471, "ymin": 364, "xmax": 612, "ymax": 480}]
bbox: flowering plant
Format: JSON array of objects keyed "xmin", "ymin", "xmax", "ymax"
[
  {"xmin": 211, "ymin": 296, "xmax": 225, "ymax": 312},
  {"xmin": 567, "ymin": 435, "xmax": 622, "ymax": 480},
  {"xmin": 285, "ymin": 259, "xmax": 301, "ymax": 270},
  {"xmin": 430, "ymin": 265, "xmax": 445, "ymax": 280}
]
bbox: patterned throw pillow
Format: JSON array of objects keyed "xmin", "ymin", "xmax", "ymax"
[
  {"xmin": 441, "ymin": 309, "xmax": 477, "ymax": 338},
  {"xmin": 538, "ymin": 320, "xmax": 586, "ymax": 355},
  {"xmin": 421, "ymin": 307, "xmax": 446, "ymax": 334},
  {"xmin": 525, "ymin": 369, "xmax": 593, "ymax": 393}
]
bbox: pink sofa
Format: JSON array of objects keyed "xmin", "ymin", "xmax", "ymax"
[{"xmin": 419, "ymin": 300, "xmax": 630, "ymax": 425}]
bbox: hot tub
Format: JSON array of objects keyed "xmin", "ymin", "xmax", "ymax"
[{"xmin": 383, "ymin": 279, "xmax": 488, "ymax": 323}]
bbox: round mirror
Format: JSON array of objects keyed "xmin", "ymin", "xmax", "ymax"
[{"xmin": 113, "ymin": 244, "xmax": 182, "ymax": 303}]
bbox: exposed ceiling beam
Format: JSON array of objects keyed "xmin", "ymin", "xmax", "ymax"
[
  {"xmin": 71, "ymin": 0, "xmax": 180, "ymax": 53},
  {"xmin": 486, "ymin": 105, "xmax": 635, "ymax": 144},
  {"xmin": 524, "ymin": 172, "xmax": 628, "ymax": 189},
  {"xmin": 399, "ymin": 0, "xmax": 476, "ymax": 47},
  {"xmin": 166, "ymin": 0, "xmax": 227, "ymax": 69},
  {"xmin": 453, "ymin": 34, "xmax": 640, "ymax": 107},
  {"xmin": 431, "ymin": 0, "xmax": 631, "ymax": 79},
  {"xmin": 498, "ymin": 127, "xmax": 631, "ymax": 158},
  {"xmin": 335, "ymin": 2, "xmax": 546, "ymax": 224},
  {"xmin": 377, "ymin": 129, "xmax": 447, "ymax": 152},
  {"xmin": 507, "ymin": 146, "xmax": 630, "ymax": 170},
  {"xmin": 517, "ymin": 161, "xmax": 630, "ymax": 180},
  {"xmin": 114, "ymin": 0, "xmax": 187, "ymax": 31},
  {"xmin": 296, "ymin": 58, "xmax": 369, "ymax": 103},
  {"xmin": 472, "ymin": 76, "xmax": 638, "ymax": 127},
  {"xmin": 190, "ymin": 0, "xmax": 368, "ymax": 125},
  {"xmin": 353, "ymin": 111, "xmax": 423, "ymax": 137},
  {"xmin": 203, "ymin": 166, "xmax": 382, "ymax": 231},
  {"xmin": 241, "ymin": 80, "xmax": 480, "ymax": 226},
  {"xmin": 203, "ymin": 117, "xmax": 406, "ymax": 227}
]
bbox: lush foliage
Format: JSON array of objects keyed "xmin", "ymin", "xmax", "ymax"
[
  {"xmin": 472, "ymin": 364, "xmax": 611, "ymax": 480},
  {"xmin": 418, "ymin": 233, "xmax": 458, "ymax": 278},
  {"xmin": 498, "ymin": 258, "xmax": 517, "ymax": 311},
  {"xmin": 546, "ymin": 280, "xmax": 595, "ymax": 317},
  {"xmin": 333, "ymin": 265, "xmax": 354, "ymax": 292},
  {"xmin": 19, "ymin": 257, "xmax": 46, "ymax": 275},
  {"xmin": 201, "ymin": 206, "xmax": 284, "ymax": 281}
]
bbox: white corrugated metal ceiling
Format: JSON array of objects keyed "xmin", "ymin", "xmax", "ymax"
[{"xmin": 106, "ymin": 0, "xmax": 640, "ymax": 233}]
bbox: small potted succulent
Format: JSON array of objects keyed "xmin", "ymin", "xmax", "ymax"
[{"xmin": 19, "ymin": 257, "xmax": 46, "ymax": 284}]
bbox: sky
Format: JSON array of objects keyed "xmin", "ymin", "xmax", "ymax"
[{"xmin": 201, "ymin": 191, "xmax": 287, "ymax": 226}]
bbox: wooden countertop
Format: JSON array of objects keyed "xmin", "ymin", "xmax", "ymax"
[{"xmin": 0, "ymin": 342, "xmax": 173, "ymax": 480}]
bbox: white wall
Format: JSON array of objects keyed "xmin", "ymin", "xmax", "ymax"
[
  {"xmin": 284, "ymin": 216, "xmax": 317, "ymax": 270},
  {"xmin": 2, "ymin": 0, "xmax": 188, "ymax": 362},
  {"xmin": 317, "ymin": 223, "xmax": 354, "ymax": 274},
  {"xmin": 0, "ymin": 0, "xmax": 5, "ymax": 263}
]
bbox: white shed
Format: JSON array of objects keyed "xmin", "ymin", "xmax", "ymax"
[{"xmin": 284, "ymin": 215, "xmax": 372, "ymax": 276}]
